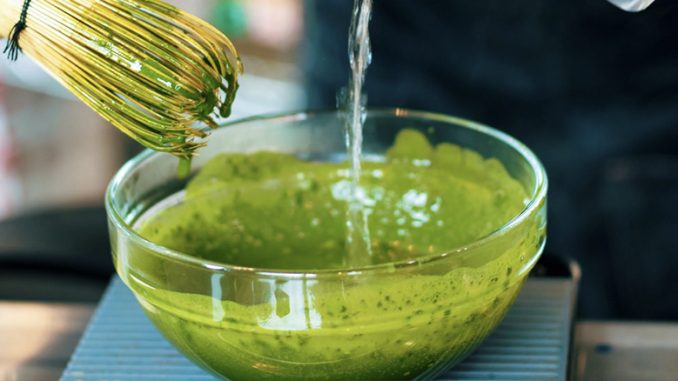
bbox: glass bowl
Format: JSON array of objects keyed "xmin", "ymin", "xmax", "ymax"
[{"xmin": 106, "ymin": 109, "xmax": 547, "ymax": 381}]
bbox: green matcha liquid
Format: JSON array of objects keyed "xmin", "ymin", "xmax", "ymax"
[
  {"xmin": 131, "ymin": 129, "xmax": 541, "ymax": 380},
  {"xmin": 140, "ymin": 129, "xmax": 526, "ymax": 269}
]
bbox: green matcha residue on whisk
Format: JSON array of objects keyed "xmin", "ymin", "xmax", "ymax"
[{"xmin": 0, "ymin": 0, "xmax": 242, "ymax": 167}]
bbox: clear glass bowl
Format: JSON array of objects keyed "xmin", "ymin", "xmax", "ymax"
[{"xmin": 106, "ymin": 109, "xmax": 547, "ymax": 381}]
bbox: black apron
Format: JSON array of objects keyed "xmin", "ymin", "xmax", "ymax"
[{"xmin": 303, "ymin": 0, "xmax": 678, "ymax": 320}]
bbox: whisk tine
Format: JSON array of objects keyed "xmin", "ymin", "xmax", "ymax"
[{"xmin": 0, "ymin": 0, "xmax": 241, "ymax": 158}]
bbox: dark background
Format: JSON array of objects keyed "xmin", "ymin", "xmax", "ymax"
[{"xmin": 304, "ymin": 0, "xmax": 678, "ymax": 319}]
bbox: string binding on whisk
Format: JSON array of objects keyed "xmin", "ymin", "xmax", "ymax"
[{"xmin": 3, "ymin": 0, "xmax": 32, "ymax": 61}]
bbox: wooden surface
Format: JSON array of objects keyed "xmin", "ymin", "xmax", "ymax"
[
  {"xmin": 573, "ymin": 321, "xmax": 678, "ymax": 381},
  {"xmin": 0, "ymin": 302, "xmax": 93, "ymax": 381}
]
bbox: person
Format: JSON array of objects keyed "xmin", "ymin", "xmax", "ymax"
[{"xmin": 303, "ymin": 0, "xmax": 678, "ymax": 320}]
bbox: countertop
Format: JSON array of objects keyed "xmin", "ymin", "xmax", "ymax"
[
  {"xmin": 0, "ymin": 302, "xmax": 93, "ymax": 381},
  {"xmin": 2, "ymin": 302, "xmax": 678, "ymax": 381}
]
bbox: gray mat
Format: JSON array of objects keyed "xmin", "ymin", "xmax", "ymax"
[{"xmin": 61, "ymin": 277, "xmax": 574, "ymax": 381}]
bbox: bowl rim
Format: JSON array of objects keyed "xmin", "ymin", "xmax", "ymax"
[{"xmin": 106, "ymin": 108, "xmax": 547, "ymax": 278}]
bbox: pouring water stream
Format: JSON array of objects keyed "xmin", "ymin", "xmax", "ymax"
[
  {"xmin": 344, "ymin": 0, "xmax": 373, "ymax": 265},
  {"xmin": 340, "ymin": 0, "xmax": 654, "ymax": 267}
]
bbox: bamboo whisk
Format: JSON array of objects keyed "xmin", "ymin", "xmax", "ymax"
[{"xmin": 0, "ymin": 0, "xmax": 242, "ymax": 159}]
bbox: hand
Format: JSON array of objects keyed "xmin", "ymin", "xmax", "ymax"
[{"xmin": 606, "ymin": 0, "xmax": 656, "ymax": 12}]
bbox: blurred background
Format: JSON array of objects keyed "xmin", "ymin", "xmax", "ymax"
[
  {"xmin": 0, "ymin": 0, "xmax": 306, "ymax": 217},
  {"xmin": 0, "ymin": 0, "xmax": 676, "ymax": 318},
  {"xmin": 0, "ymin": 0, "xmax": 308, "ymax": 305}
]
